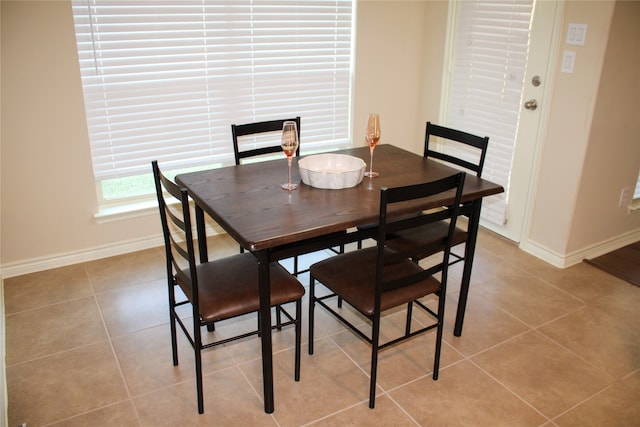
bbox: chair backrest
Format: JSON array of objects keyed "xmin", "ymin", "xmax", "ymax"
[
  {"xmin": 424, "ymin": 122, "xmax": 489, "ymax": 178},
  {"xmin": 376, "ymin": 172, "xmax": 466, "ymax": 294},
  {"xmin": 231, "ymin": 117, "xmax": 301, "ymax": 165},
  {"xmin": 152, "ymin": 160, "xmax": 199, "ymax": 307}
]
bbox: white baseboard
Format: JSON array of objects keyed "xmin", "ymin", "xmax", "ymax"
[
  {"xmin": 520, "ymin": 228, "xmax": 640, "ymax": 268},
  {"xmin": 0, "ymin": 236, "xmax": 165, "ymax": 279},
  {"xmin": 4, "ymin": 224, "xmax": 639, "ymax": 278},
  {"xmin": 2, "ymin": 221, "xmax": 226, "ymax": 279}
]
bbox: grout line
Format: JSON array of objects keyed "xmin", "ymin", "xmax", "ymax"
[
  {"xmin": 465, "ymin": 356, "xmax": 553, "ymax": 423},
  {"xmin": 39, "ymin": 399, "xmax": 136, "ymax": 427},
  {"xmin": 83, "ymin": 262, "xmax": 142, "ymax": 426}
]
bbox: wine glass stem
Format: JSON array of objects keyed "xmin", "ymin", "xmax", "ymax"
[
  {"xmin": 369, "ymin": 147, "xmax": 375, "ymax": 175},
  {"xmin": 287, "ymin": 156, "xmax": 293, "ymax": 187}
]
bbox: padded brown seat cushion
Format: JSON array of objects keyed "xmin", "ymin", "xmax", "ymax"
[
  {"xmin": 176, "ymin": 253, "xmax": 305, "ymax": 323},
  {"xmin": 310, "ymin": 247, "xmax": 441, "ymax": 316}
]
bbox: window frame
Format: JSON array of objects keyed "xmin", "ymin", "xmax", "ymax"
[{"xmin": 71, "ymin": 0, "xmax": 355, "ymax": 214}]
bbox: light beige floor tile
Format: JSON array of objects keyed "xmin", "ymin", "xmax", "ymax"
[
  {"xmin": 241, "ymin": 337, "xmax": 373, "ymax": 427},
  {"xmin": 538, "ymin": 306, "xmax": 640, "ymax": 379},
  {"xmin": 5, "ymin": 296, "xmax": 108, "ymax": 365},
  {"xmin": 554, "ymin": 370, "xmax": 640, "ymax": 426},
  {"xmin": 84, "ymin": 248, "xmax": 166, "ymax": 293},
  {"xmin": 308, "ymin": 395, "xmax": 418, "ymax": 426},
  {"xmin": 441, "ymin": 291, "xmax": 531, "ymax": 356},
  {"xmin": 307, "ymin": 285, "xmax": 369, "ymax": 340},
  {"xmin": 47, "ymin": 401, "xmax": 140, "ymax": 427},
  {"xmin": 526, "ymin": 261, "xmax": 629, "ymax": 303},
  {"xmin": 329, "ymin": 310, "xmax": 465, "ymax": 392},
  {"xmin": 7, "ymin": 342, "xmax": 128, "ymax": 427},
  {"xmin": 3, "ymin": 264, "xmax": 93, "ymax": 313},
  {"xmin": 472, "ymin": 331, "xmax": 614, "ymax": 418},
  {"xmin": 112, "ymin": 324, "xmax": 236, "ymax": 397},
  {"xmin": 473, "ymin": 229, "xmax": 549, "ymax": 273},
  {"xmin": 6, "ymin": 231, "xmax": 637, "ymax": 426},
  {"xmin": 473, "ymin": 270, "xmax": 584, "ymax": 327},
  {"xmin": 390, "ymin": 359, "xmax": 547, "ymax": 426},
  {"xmin": 595, "ymin": 283, "xmax": 640, "ymax": 332},
  {"xmin": 97, "ymin": 279, "xmax": 168, "ymax": 337},
  {"xmin": 214, "ymin": 308, "xmax": 301, "ymax": 366},
  {"xmin": 448, "ymin": 247, "xmax": 522, "ymax": 288},
  {"xmin": 134, "ymin": 367, "xmax": 277, "ymax": 427}
]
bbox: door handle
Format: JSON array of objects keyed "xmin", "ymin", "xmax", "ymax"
[{"xmin": 524, "ymin": 99, "xmax": 538, "ymax": 110}]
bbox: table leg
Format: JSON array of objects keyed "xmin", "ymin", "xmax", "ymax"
[
  {"xmin": 454, "ymin": 200, "xmax": 482, "ymax": 337},
  {"xmin": 257, "ymin": 250, "xmax": 275, "ymax": 413},
  {"xmin": 195, "ymin": 206, "xmax": 208, "ymax": 263}
]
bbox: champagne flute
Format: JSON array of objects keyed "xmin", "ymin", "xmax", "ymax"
[
  {"xmin": 281, "ymin": 121, "xmax": 299, "ymax": 190},
  {"xmin": 364, "ymin": 113, "xmax": 380, "ymax": 177}
]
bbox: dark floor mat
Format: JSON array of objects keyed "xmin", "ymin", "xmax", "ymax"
[{"xmin": 585, "ymin": 241, "xmax": 640, "ymax": 287}]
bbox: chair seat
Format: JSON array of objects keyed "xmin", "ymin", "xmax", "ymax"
[
  {"xmin": 387, "ymin": 221, "xmax": 468, "ymax": 259},
  {"xmin": 310, "ymin": 247, "xmax": 441, "ymax": 316},
  {"xmin": 176, "ymin": 253, "xmax": 305, "ymax": 323}
]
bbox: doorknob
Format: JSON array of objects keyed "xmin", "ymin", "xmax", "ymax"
[{"xmin": 524, "ymin": 99, "xmax": 538, "ymax": 110}]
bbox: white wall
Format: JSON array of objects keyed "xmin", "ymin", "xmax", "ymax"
[
  {"xmin": 1, "ymin": 1, "xmax": 171, "ymax": 275},
  {"xmin": 1, "ymin": 0, "xmax": 639, "ymax": 277},
  {"xmin": 352, "ymin": 1, "xmax": 429, "ymax": 154},
  {"xmin": 525, "ymin": 0, "xmax": 640, "ymax": 265},
  {"xmin": 567, "ymin": 0, "xmax": 640, "ymax": 252}
]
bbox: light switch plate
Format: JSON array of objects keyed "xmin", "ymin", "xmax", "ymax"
[
  {"xmin": 561, "ymin": 50, "xmax": 576, "ymax": 73},
  {"xmin": 567, "ymin": 23, "xmax": 587, "ymax": 45}
]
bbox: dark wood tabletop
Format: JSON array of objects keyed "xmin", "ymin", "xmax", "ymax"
[{"xmin": 176, "ymin": 144, "xmax": 503, "ymax": 252}]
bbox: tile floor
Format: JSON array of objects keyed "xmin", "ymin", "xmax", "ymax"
[{"xmin": 4, "ymin": 229, "xmax": 640, "ymax": 426}]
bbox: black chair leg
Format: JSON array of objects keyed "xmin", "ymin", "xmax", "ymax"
[
  {"xmin": 295, "ymin": 298, "xmax": 302, "ymax": 381},
  {"xmin": 308, "ymin": 277, "xmax": 316, "ymax": 355},
  {"xmin": 194, "ymin": 319, "xmax": 205, "ymax": 414},
  {"xmin": 433, "ymin": 294, "xmax": 446, "ymax": 380},
  {"xmin": 369, "ymin": 313, "xmax": 381, "ymax": 409},
  {"xmin": 206, "ymin": 323, "xmax": 215, "ymax": 332},
  {"xmin": 276, "ymin": 305, "xmax": 283, "ymax": 330},
  {"xmin": 405, "ymin": 301, "xmax": 413, "ymax": 336},
  {"xmin": 169, "ymin": 287, "xmax": 179, "ymax": 366}
]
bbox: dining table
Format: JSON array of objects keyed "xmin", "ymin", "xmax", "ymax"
[{"xmin": 176, "ymin": 143, "xmax": 504, "ymax": 413}]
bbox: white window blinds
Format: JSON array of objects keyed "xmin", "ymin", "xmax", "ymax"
[
  {"xmin": 71, "ymin": 0, "xmax": 354, "ymax": 182},
  {"xmin": 445, "ymin": 0, "xmax": 533, "ymax": 225}
]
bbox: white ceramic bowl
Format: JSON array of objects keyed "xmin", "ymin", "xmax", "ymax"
[{"xmin": 298, "ymin": 154, "xmax": 366, "ymax": 189}]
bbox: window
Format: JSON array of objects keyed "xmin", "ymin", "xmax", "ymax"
[
  {"xmin": 71, "ymin": 0, "xmax": 354, "ymax": 208},
  {"xmin": 634, "ymin": 171, "xmax": 640, "ymax": 200}
]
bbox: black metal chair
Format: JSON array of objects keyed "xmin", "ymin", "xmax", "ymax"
[
  {"xmin": 231, "ymin": 117, "xmax": 303, "ymax": 274},
  {"xmin": 231, "ymin": 117, "xmax": 343, "ymax": 276},
  {"xmin": 231, "ymin": 117, "xmax": 301, "ymax": 166},
  {"xmin": 357, "ymin": 122, "xmax": 489, "ymax": 269},
  {"xmin": 383, "ymin": 122, "xmax": 489, "ymax": 265},
  {"xmin": 152, "ymin": 160, "xmax": 304, "ymax": 414},
  {"xmin": 423, "ymin": 121, "xmax": 489, "ymax": 178},
  {"xmin": 308, "ymin": 172, "xmax": 466, "ymax": 408}
]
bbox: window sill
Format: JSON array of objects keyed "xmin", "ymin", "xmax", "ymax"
[
  {"xmin": 94, "ymin": 199, "xmax": 159, "ymax": 223},
  {"xmin": 629, "ymin": 199, "xmax": 640, "ymax": 214}
]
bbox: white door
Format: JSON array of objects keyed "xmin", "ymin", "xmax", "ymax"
[{"xmin": 443, "ymin": 0, "xmax": 562, "ymax": 243}]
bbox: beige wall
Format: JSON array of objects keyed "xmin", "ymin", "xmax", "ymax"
[
  {"xmin": 566, "ymin": 0, "xmax": 640, "ymax": 252},
  {"xmin": 1, "ymin": 0, "xmax": 639, "ymax": 275},
  {"xmin": 527, "ymin": 0, "xmax": 640, "ymax": 263}
]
